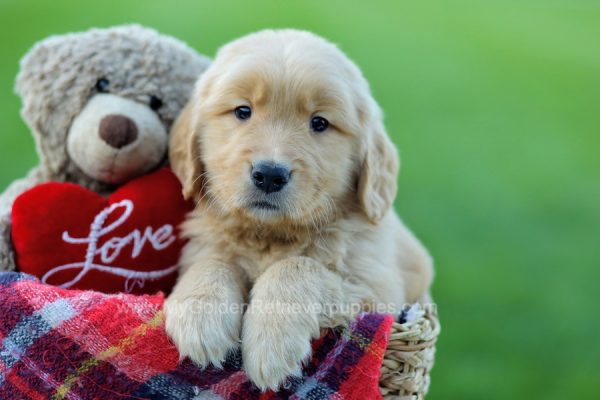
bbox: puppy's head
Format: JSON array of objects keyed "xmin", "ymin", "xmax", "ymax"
[{"xmin": 171, "ymin": 30, "xmax": 399, "ymax": 226}]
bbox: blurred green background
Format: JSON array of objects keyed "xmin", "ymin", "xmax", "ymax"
[{"xmin": 1, "ymin": 0, "xmax": 599, "ymax": 398}]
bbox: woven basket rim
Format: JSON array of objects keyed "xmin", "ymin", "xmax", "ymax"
[{"xmin": 379, "ymin": 308, "xmax": 440, "ymax": 399}]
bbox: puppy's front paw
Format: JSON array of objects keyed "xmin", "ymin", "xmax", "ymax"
[
  {"xmin": 164, "ymin": 295, "xmax": 242, "ymax": 368},
  {"xmin": 242, "ymin": 304, "xmax": 318, "ymax": 391}
]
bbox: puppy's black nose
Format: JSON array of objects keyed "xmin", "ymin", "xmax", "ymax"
[
  {"xmin": 99, "ymin": 114, "xmax": 138, "ymax": 149},
  {"xmin": 251, "ymin": 162, "xmax": 290, "ymax": 194}
]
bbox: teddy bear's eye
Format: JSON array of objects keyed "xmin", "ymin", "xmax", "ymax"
[
  {"xmin": 149, "ymin": 95, "xmax": 163, "ymax": 111},
  {"xmin": 95, "ymin": 78, "xmax": 110, "ymax": 93}
]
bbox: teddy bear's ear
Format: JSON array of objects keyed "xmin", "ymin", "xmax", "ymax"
[
  {"xmin": 15, "ymin": 37, "xmax": 81, "ymax": 176},
  {"xmin": 169, "ymin": 101, "xmax": 204, "ymax": 200}
]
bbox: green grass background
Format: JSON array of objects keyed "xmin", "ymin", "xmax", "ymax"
[{"xmin": 1, "ymin": 0, "xmax": 599, "ymax": 398}]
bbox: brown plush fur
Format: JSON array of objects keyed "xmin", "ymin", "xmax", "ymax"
[{"xmin": 165, "ymin": 29, "xmax": 434, "ymax": 391}]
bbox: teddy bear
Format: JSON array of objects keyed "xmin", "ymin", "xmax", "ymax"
[{"xmin": 0, "ymin": 25, "xmax": 210, "ymax": 292}]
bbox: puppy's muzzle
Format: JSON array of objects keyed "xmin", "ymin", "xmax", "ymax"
[
  {"xmin": 251, "ymin": 162, "xmax": 290, "ymax": 194},
  {"xmin": 99, "ymin": 114, "xmax": 139, "ymax": 149}
]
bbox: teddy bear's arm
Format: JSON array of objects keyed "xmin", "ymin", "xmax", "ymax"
[
  {"xmin": 0, "ymin": 167, "xmax": 46, "ymax": 272},
  {"xmin": 0, "ymin": 213, "xmax": 16, "ymax": 272}
]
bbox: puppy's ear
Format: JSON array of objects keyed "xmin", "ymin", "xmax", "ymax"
[
  {"xmin": 357, "ymin": 117, "xmax": 400, "ymax": 223},
  {"xmin": 169, "ymin": 101, "xmax": 203, "ymax": 200}
]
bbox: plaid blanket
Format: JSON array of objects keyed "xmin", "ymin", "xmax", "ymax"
[{"xmin": 0, "ymin": 273, "xmax": 392, "ymax": 400}]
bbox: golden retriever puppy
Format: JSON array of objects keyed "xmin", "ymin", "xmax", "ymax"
[{"xmin": 165, "ymin": 29, "xmax": 433, "ymax": 391}]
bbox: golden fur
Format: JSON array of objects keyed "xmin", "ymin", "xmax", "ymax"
[{"xmin": 165, "ymin": 29, "xmax": 433, "ymax": 391}]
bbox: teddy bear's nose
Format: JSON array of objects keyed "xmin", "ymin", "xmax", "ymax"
[{"xmin": 99, "ymin": 114, "xmax": 139, "ymax": 149}]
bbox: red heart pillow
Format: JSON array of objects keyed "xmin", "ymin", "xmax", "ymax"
[{"xmin": 11, "ymin": 168, "xmax": 193, "ymax": 294}]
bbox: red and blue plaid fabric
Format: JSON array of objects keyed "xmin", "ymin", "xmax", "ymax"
[{"xmin": 0, "ymin": 273, "xmax": 392, "ymax": 400}]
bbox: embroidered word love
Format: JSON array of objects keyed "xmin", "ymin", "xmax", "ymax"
[{"xmin": 42, "ymin": 199, "xmax": 178, "ymax": 292}]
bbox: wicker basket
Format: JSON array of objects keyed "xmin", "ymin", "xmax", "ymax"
[{"xmin": 379, "ymin": 307, "xmax": 440, "ymax": 399}]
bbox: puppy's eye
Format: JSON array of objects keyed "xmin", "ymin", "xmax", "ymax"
[
  {"xmin": 234, "ymin": 106, "xmax": 252, "ymax": 121},
  {"xmin": 149, "ymin": 95, "xmax": 163, "ymax": 111},
  {"xmin": 310, "ymin": 116, "xmax": 329, "ymax": 133},
  {"xmin": 95, "ymin": 78, "xmax": 110, "ymax": 93}
]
